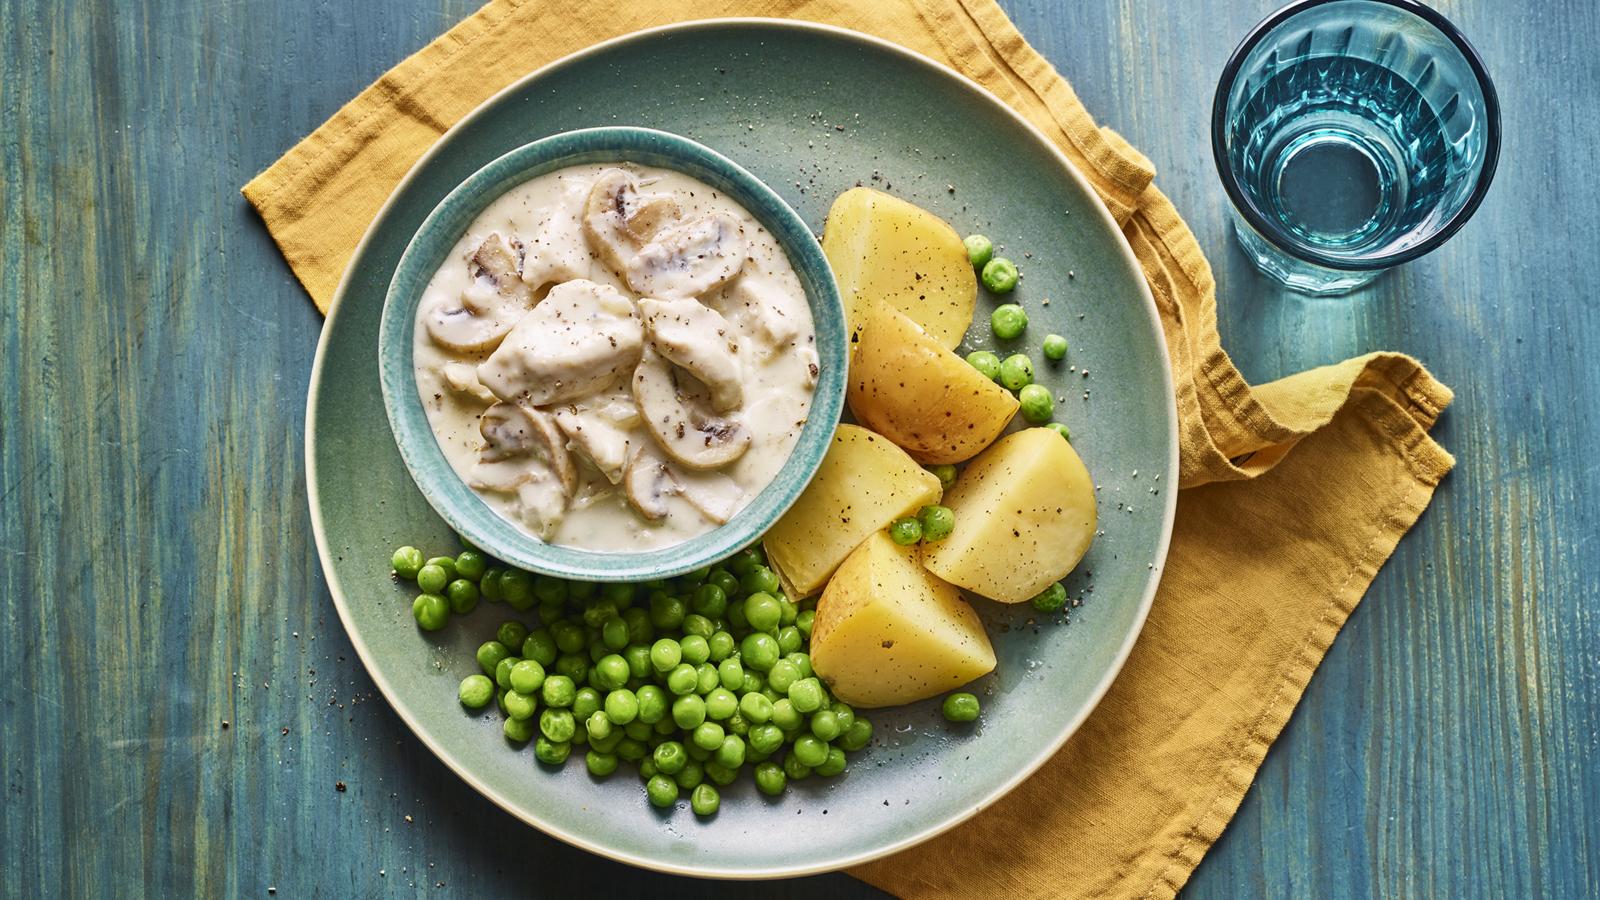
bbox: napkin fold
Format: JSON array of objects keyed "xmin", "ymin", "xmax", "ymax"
[{"xmin": 245, "ymin": 1, "xmax": 1454, "ymax": 896}]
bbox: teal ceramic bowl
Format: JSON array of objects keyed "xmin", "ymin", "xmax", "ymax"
[
  {"xmin": 309, "ymin": 19, "xmax": 1176, "ymax": 880},
  {"xmin": 376, "ymin": 127, "xmax": 847, "ymax": 582}
]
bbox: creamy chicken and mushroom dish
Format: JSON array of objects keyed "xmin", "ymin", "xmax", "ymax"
[{"xmin": 413, "ymin": 164, "xmax": 819, "ymax": 551}]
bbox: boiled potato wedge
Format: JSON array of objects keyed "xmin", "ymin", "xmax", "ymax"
[
  {"xmin": 922, "ymin": 428, "xmax": 1097, "ymax": 603},
  {"xmin": 764, "ymin": 424, "xmax": 943, "ymax": 598},
  {"xmin": 848, "ymin": 303, "xmax": 1019, "ymax": 464},
  {"xmin": 811, "ymin": 530, "xmax": 996, "ymax": 707},
  {"xmin": 821, "ymin": 187, "xmax": 976, "ymax": 350}
]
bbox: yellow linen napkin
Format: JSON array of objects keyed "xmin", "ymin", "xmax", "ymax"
[{"xmin": 244, "ymin": 2, "xmax": 1454, "ymax": 896}]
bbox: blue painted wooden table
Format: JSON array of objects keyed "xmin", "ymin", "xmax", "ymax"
[{"xmin": 2, "ymin": 0, "xmax": 1596, "ymax": 896}]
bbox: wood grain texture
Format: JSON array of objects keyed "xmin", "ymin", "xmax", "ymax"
[{"xmin": 0, "ymin": 0, "xmax": 1594, "ymax": 897}]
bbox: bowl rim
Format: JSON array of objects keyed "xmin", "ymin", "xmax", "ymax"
[
  {"xmin": 375, "ymin": 125, "xmax": 848, "ymax": 582},
  {"xmin": 306, "ymin": 17, "xmax": 1179, "ymax": 880}
]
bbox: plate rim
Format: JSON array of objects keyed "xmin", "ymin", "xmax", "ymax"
[{"xmin": 305, "ymin": 16, "xmax": 1179, "ymax": 880}]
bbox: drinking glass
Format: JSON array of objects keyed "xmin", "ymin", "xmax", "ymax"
[{"xmin": 1212, "ymin": 0, "xmax": 1500, "ymax": 295}]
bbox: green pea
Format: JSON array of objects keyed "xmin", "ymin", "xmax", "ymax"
[
  {"xmin": 942, "ymin": 691, "xmax": 981, "ymax": 722},
  {"xmin": 982, "ymin": 257, "xmax": 1020, "ymax": 294},
  {"xmin": 707, "ymin": 631, "xmax": 735, "ymax": 663},
  {"xmin": 717, "ymin": 658, "xmax": 745, "ymax": 692},
  {"xmin": 649, "ymin": 638, "xmax": 682, "ymax": 673},
  {"xmin": 616, "ymin": 738, "xmax": 648, "ymax": 762},
  {"xmin": 917, "ymin": 467, "xmax": 954, "ymax": 494},
  {"xmin": 754, "ymin": 761, "xmax": 786, "ymax": 796},
  {"xmin": 1047, "ymin": 422, "xmax": 1072, "ymax": 442},
  {"xmin": 534, "ymin": 737, "xmax": 570, "ymax": 766},
  {"xmin": 573, "ymin": 687, "xmax": 603, "ymax": 722},
  {"xmin": 999, "ymin": 353, "xmax": 1034, "ymax": 391},
  {"xmin": 795, "ymin": 609, "xmax": 815, "ymax": 638},
  {"xmin": 453, "ymin": 550, "xmax": 488, "ymax": 583},
  {"xmin": 767, "ymin": 659, "xmax": 800, "ymax": 694},
  {"xmin": 741, "ymin": 671, "xmax": 766, "ymax": 695},
  {"xmin": 539, "ymin": 675, "xmax": 576, "ymax": 708},
  {"xmin": 411, "ymin": 593, "xmax": 449, "ymax": 631},
  {"xmin": 623, "ymin": 607, "xmax": 655, "ymax": 646},
  {"xmin": 965, "ymin": 349, "xmax": 1002, "ymax": 381},
  {"xmin": 500, "ymin": 570, "xmax": 535, "ymax": 610},
  {"xmin": 507, "ymin": 659, "xmax": 545, "ymax": 695},
  {"xmin": 704, "ymin": 688, "xmax": 738, "ymax": 721},
  {"xmin": 645, "ymin": 774, "xmax": 678, "ymax": 808},
  {"xmin": 839, "ymin": 717, "xmax": 874, "ymax": 752},
  {"xmin": 918, "ymin": 505, "xmax": 956, "ymax": 543},
  {"xmin": 741, "ymin": 592, "xmax": 780, "ymax": 633},
  {"xmin": 504, "ymin": 690, "xmax": 537, "ymax": 722},
  {"xmin": 647, "ymin": 592, "xmax": 686, "ymax": 631},
  {"xmin": 810, "ymin": 709, "xmax": 842, "ymax": 742},
  {"xmin": 830, "ymin": 702, "xmax": 856, "ymax": 731},
  {"xmin": 963, "ymin": 233, "xmax": 994, "ymax": 268},
  {"xmin": 714, "ymin": 734, "xmax": 746, "ymax": 769},
  {"xmin": 493, "ymin": 621, "xmax": 526, "ymax": 651},
  {"xmin": 708, "ymin": 568, "xmax": 740, "ymax": 597},
  {"xmin": 704, "ymin": 760, "xmax": 738, "ymax": 787},
  {"xmin": 493, "ymin": 657, "xmax": 518, "ymax": 691},
  {"xmin": 624, "ymin": 720, "xmax": 653, "ymax": 742},
  {"xmin": 884, "ymin": 517, "xmax": 924, "ymax": 551},
  {"xmin": 634, "ymin": 685, "xmax": 667, "ymax": 724},
  {"xmin": 741, "ymin": 566, "xmax": 781, "ymax": 597},
  {"xmin": 391, "ymin": 546, "xmax": 424, "ymax": 579},
  {"xmin": 1019, "ymin": 383, "xmax": 1054, "ymax": 424},
  {"xmin": 789, "ymin": 678, "xmax": 826, "ymax": 714},
  {"xmin": 443, "ymin": 579, "xmax": 477, "ymax": 614},
  {"xmin": 416, "ymin": 564, "xmax": 449, "ymax": 595},
  {"xmin": 785, "ymin": 653, "xmax": 814, "ymax": 680},
  {"xmin": 778, "ymin": 598, "xmax": 798, "ymax": 627},
  {"xmin": 672, "ymin": 693, "xmax": 707, "ymax": 730},
  {"xmin": 726, "ymin": 599, "xmax": 749, "ymax": 632},
  {"xmin": 598, "ymin": 615, "xmax": 629, "ymax": 651},
  {"xmin": 503, "ymin": 716, "xmax": 536, "ymax": 744},
  {"xmin": 739, "ymin": 691, "xmax": 774, "ymax": 724},
  {"xmin": 771, "ymin": 698, "xmax": 802, "ymax": 732},
  {"xmin": 619, "ymin": 645, "xmax": 649, "ymax": 681},
  {"xmin": 1042, "ymin": 333, "xmax": 1069, "ymax": 361},
  {"xmin": 683, "ymin": 737, "xmax": 711, "ymax": 760},
  {"xmin": 695, "ymin": 663, "xmax": 720, "ymax": 695},
  {"xmin": 740, "ymin": 633, "xmax": 780, "ymax": 672},
  {"xmin": 662, "ymin": 664, "xmax": 695, "ymax": 696},
  {"xmin": 675, "ymin": 759, "xmax": 705, "ymax": 791},
  {"xmin": 679, "ymin": 634, "xmax": 710, "ymax": 666},
  {"xmin": 815, "ymin": 747, "xmax": 848, "ymax": 777},
  {"xmin": 593, "ymin": 654, "xmax": 630, "ymax": 691},
  {"xmin": 746, "ymin": 722, "xmax": 783, "ymax": 755},
  {"xmin": 688, "ymin": 783, "xmax": 720, "ymax": 816},
  {"xmin": 458, "ymin": 674, "xmax": 493, "ymax": 709},
  {"xmin": 424, "ymin": 555, "xmax": 457, "ymax": 580},
  {"xmin": 652, "ymin": 740, "xmax": 688, "ymax": 775},
  {"xmin": 725, "ymin": 711, "xmax": 749, "ymax": 737},
  {"xmin": 480, "ymin": 567, "xmax": 506, "ymax": 602},
  {"xmin": 1031, "ymin": 582, "xmax": 1069, "ymax": 612},
  {"xmin": 682, "ymin": 614, "xmax": 715, "ymax": 640},
  {"xmin": 584, "ymin": 709, "xmax": 614, "ymax": 740},
  {"xmin": 691, "ymin": 583, "xmax": 728, "ymax": 619},
  {"xmin": 782, "ymin": 753, "xmax": 813, "ymax": 781},
  {"xmin": 513, "ymin": 628, "xmax": 552, "ymax": 666},
  {"xmin": 526, "ymin": 575, "xmax": 561, "ymax": 606},
  {"xmin": 691, "ymin": 721, "xmax": 725, "ymax": 751},
  {"xmin": 540, "ymin": 708, "xmax": 576, "ymax": 743},
  {"xmin": 474, "ymin": 641, "xmax": 509, "ymax": 676},
  {"xmin": 589, "ymin": 728, "xmax": 624, "ymax": 754},
  {"xmin": 605, "ymin": 688, "xmax": 640, "ymax": 725},
  {"xmin": 568, "ymin": 581, "xmax": 597, "ymax": 602},
  {"xmin": 584, "ymin": 750, "xmax": 618, "ymax": 778},
  {"xmin": 554, "ymin": 654, "xmax": 587, "ymax": 685},
  {"xmin": 728, "ymin": 547, "xmax": 764, "ymax": 577}
]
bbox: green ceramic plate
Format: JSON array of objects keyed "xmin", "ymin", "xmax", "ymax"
[{"xmin": 308, "ymin": 19, "xmax": 1177, "ymax": 879}]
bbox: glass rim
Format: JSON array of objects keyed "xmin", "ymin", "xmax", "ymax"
[{"xmin": 1209, "ymin": 0, "xmax": 1501, "ymax": 272}]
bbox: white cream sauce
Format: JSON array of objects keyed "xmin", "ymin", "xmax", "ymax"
[{"xmin": 413, "ymin": 163, "xmax": 817, "ymax": 552}]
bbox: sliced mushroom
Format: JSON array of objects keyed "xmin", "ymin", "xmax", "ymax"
[
  {"xmin": 470, "ymin": 401, "xmax": 576, "ymax": 497},
  {"xmin": 638, "ymin": 297, "xmax": 744, "ymax": 412},
  {"xmin": 441, "ymin": 362, "xmax": 497, "ymax": 404},
  {"xmin": 553, "ymin": 404, "xmax": 634, "ymax": 485},
  {"xmin": 632, "ymin": 345, "xmax": 750, "ymax": 470},
  {"xmin": 626, "ymin": 213, "xmax": 747, "ymax": 298},
  {"xmin": 477, "ymin": 279, "xmax": 643, "ymax": 406},
  {"xmin": 624, "ymin": 447, "xmax": 678, "ymax": 521},
  {"xmin": 583, "ymin": 169, "xmax": 681, "ymax": 277},
  {"xmin": 424, "ymin": 233, "xmax": 536, "ymax": 353}
]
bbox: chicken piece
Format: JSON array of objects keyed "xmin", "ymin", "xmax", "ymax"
[
  {"xmin": 719, "ymin": 272, "xmax": 800, "ymax": 356},
  {"xmin": 477, "ymin": 279, "xmax": 643, "ymax": 406},
  {"xmin": 441, "ymin": 363, "xmax": 497, "ymax": 404},
  {"xmin": 553, "ymin": 404, "xmax": 635, "ymax": 485},
  {"xmin": 638, "ymin": 297, "xmax": 744, "ymax": 412},
  {"xmin": 519, "ymin": 196, "xmax": 591, "ymax": 290}
]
